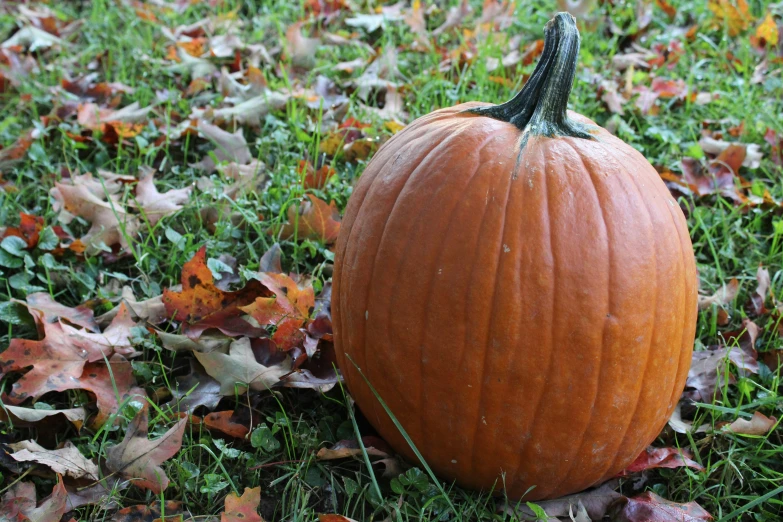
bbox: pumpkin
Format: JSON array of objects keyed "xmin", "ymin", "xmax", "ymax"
[{"xmin": 332, "ymin": 13, "xmax": 697, "ymax": 500}]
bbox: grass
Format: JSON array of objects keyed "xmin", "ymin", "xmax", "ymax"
[{"xmin": 1, "ymin": 0, "xmax": 782, "ymax": 520}]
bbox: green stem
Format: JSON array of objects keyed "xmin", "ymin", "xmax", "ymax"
[{"xmin": 468, "ymin": 12, "xmax": 593, "ymax": 140}]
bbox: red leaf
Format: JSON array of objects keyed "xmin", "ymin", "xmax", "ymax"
[{"xmin": 618, "ymin": 446, "xmax": 705, "ymax": 475}]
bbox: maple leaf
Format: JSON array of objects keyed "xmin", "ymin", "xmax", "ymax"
[
  {"xmin": 610, "ymin": 491, "xmax": 712, "ymax": 521},
  {"xmin": 241, "ymin": 272, "xmax": 315, "ymax": 350},
  {"xmin": 132, "ymin": 166, "xmax": 192, "ymax": 225},
  {"xmin": 106, "ymin": 403, "xmax": 187, "ymax": 494},
  {"xmin": 279, "ymin": 194, "xmax": 341, "ymax": 244},
  {"xmin": 618, "ymin": 447, "xmax": 705, "ymax": 476},
  {"xmin": 162, "ymin": 246, "xmax": 267, "ymax": 338},
  {"xmin": 9, "ymin": 440, "xmax": 100, "ymax": 481},
  {"xmin": 223, "ymin": 487, "xmax": 264, "ymax": 522},
  {"xmin": 194, "ymin": 337, "xmax": 292, "ymax": 395}
]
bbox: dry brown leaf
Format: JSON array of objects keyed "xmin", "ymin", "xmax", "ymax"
[
  {"xmin": 133, "ymin": 167, "xmax": 192, "ymax": 225},
  {"xmin": 723, "ymin": 411, "xmax": 777, "ymax": 435},
  {"xmin": 106, "ymin": 403, "xmax": 187, "ymax": 493},
  {"xmin": 0, "ymin": 405, "xmax": 86, "ymax": 430},
  {"xmin": 698, "ymin": 278, "xmax": 739, "ymax": 310},
  {"xmin": 9, "ymin": 440, "xmax": 99, "ymax": 481},
  {"xmin": 194, "ymin": 337, "xmax": 292, "ymax": 395}
]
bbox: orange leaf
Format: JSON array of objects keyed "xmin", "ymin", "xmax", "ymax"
[
  {"xmin": 708, "ymin": 0, "xmax": 753, "ymax": 36},
  {"xmin": 163, "ymin": 247, "xmax": 268, "ymax": 338},
  {"xmin": 241, "ymin": 273, "xmax": 315, "ymax": 350},
  {"xmin": 279, "ymin": 195, "xmax": 341, "ymax": 244},
  {"xmin": 2, "ymin": 213, "xmax": 44, "ymax": 248},
  {"xmin": 222, "ymin": 487, "xmax": 264, "ymax": 522},
  {"xmin": 204, "ymin": 410, "xmax": 250, "ymax": 438}
]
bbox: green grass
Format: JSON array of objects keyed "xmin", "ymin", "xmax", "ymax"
[{"xmin": 1, "ymin": 0, "xmax": 782, "ymax": 520}]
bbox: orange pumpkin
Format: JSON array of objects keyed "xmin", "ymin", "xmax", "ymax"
[{"xmin": 332, "ymin": 13, "xmax": 697, "ymax": 500}]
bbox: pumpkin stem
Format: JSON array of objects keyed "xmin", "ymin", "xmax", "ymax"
[{"xmin": 467, "ymin": 12, "xmax": 593, "ymax": 140}]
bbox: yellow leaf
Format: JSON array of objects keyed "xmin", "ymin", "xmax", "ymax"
[
  {"xmin": 708, "ymin": 0, "xmax": 754, "ymax": 36},
  {"xmin": 384, "ymin": 120, "xmax": 405, "ymax": 134},
  {"xmin": 756, "ymin": 13, "xmax": 779, "ymax": 45}
]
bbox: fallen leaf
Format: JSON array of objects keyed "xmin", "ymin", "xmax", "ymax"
[
  {"xmin": 668, "ymin": 403, "xmax": 709, "ymax": 434},
  {"xmin": 0, "ymin": 129, "xmax": 37, "ymax": 172},
  {"xmin": 210, "ymin": 91, "xmax": 290, "ymax": 127},
  {"xmin": 9, "ymin": 440, "xmax": 99, "ymax": 481},
  {"xmin": 2, "ymin": 26, "xmax": 64, "ymax": 51},
  {"xmin": 682, "ymin": 344, "xmax": 758, "ymax": 403},
  {"xmin": 610, "ymin": 491, "xmax": 712, "ymax": 521},
  {"xmin": 191, "ymin": 120, "xmax": 253, "ymax": 173},
  {"xmin": 97, "ymin": 288, "xmax": 168, "ymax": 326},
  {"xmin": 23, "ymin": 291, "xmax": 99, "ymax": 332},
  {"xmin": 194, "ymin": 337, "xmax": 292, "ymax": 395},
  {"xmin": 286, "ymin": 21, "xmax": 320, "ymax": 69},
  {"xmin": 618, "ymin": 446, "xmax": 705, "ymax": 475},
  {"xmin": 106, "ymin": 403, "xmax": 187, "ymax": 493},
  {"xmin": 0, "ymin": 405, "xmax": 86, "ymax": 430},
  {"xmin": 204, "ymin": 410, "xmax": 250, "ymax": 438},
  {"xmin": 279, "ymin": 194, "xmax": 341, "ymax": 244},
  {"xmin": 164, "ymin": 359, "xmax": 223, "ymax": 413},
  {"xmin": 318, "ymin": 516, "xmax": 360, "ymax": 522},
  {"xmin": 2, "ymin": 212, "xmax": 44, "ymax": 249},
  {"xmin": 755, "ymin": 13, "xmax": 779, "ymax": 46},
  {"xmin": 698, "ymin": 278, "xmax": 739, "ymax": 310},
  {"xmin": 6, "ymin": 475, "xmax": 69, "ymax": 522},
  {"xmin": 723, "ymin": 411, "xmax": 777, "ymax": 435},
  {"xmin": 698, "ymin": 137, "xmax": 762, "ymax": 169},
  {"xmin": 111, "ymin": 500, "xmax": 192, "ymax": 522},
  {"xmin": 57, "ymin": 355, "xmax": 146, "ymax": 427},
  {"xmin": 162, "ymin": 246, "xmax": 267, "ymax": 338},
  {"xmin": 501, "ymin": 482, "xmax": 623, "ymax": 520},
  {"xmin": 133, "ymin": 167, "xmax": 192, "ymax": 225},
  {"xmin": 433, "ymin": 0, "xmax": 472, "ymax": 35},
  {"xmin": 223, "ymin": 487, "xmax": 264, "ymax": 522},
  {"xmin": 241, "ymin": 272, "xmax": 315, "ymax": 350},
  {"xmin": 708, "ymin": 0, "xmax": 753, "ymax": 37},
  {"xmin": 747, "ymin": 265, "xmax": 770, "ymax": 316},
  {"xmin": 316, "ymin": 436, "xmax": 392, "ymax": 460}
]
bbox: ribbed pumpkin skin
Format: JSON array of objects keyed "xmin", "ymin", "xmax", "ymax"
[{"xmin": 332, "ymin": 102, "xmax": 698, "ymax": 500}]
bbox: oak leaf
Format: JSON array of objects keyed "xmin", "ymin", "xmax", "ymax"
[
  {"xmin": 23, "ymin": 291, "xmax": 99, "ymax": 332},
  {"xmin": 132, "ymin": 167, "xmax": 192, "ymax": 225},
  {"xmin": 106, "ymin": 403, "xmax": 187, "ymax": 493},
  {"xmin": 1, "ymin": 476, "xmax": 69, "ymax": 522},
  {"xmin": 9, "ymin": 440, "xmax": 99, "ymax": 480},
  {"xmin": 723, "ymin": 411, "xmax": 777, "ymax": 435},
  {"xmin": 194, "ymin": 337, "xmax": 292, "ymax": 395},
  {"xmin": 618, "ymin": 446, "xmax": 704, "ymax": 475}
]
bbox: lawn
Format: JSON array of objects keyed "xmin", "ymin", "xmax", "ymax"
[{"xmin": 0, "ymin": 0, "xmax": 782, "ymax": 520}]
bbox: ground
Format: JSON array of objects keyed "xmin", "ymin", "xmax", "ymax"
[{"xmin": 0, "ymin": 0, "xmax": 782, "ymax": 521}]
